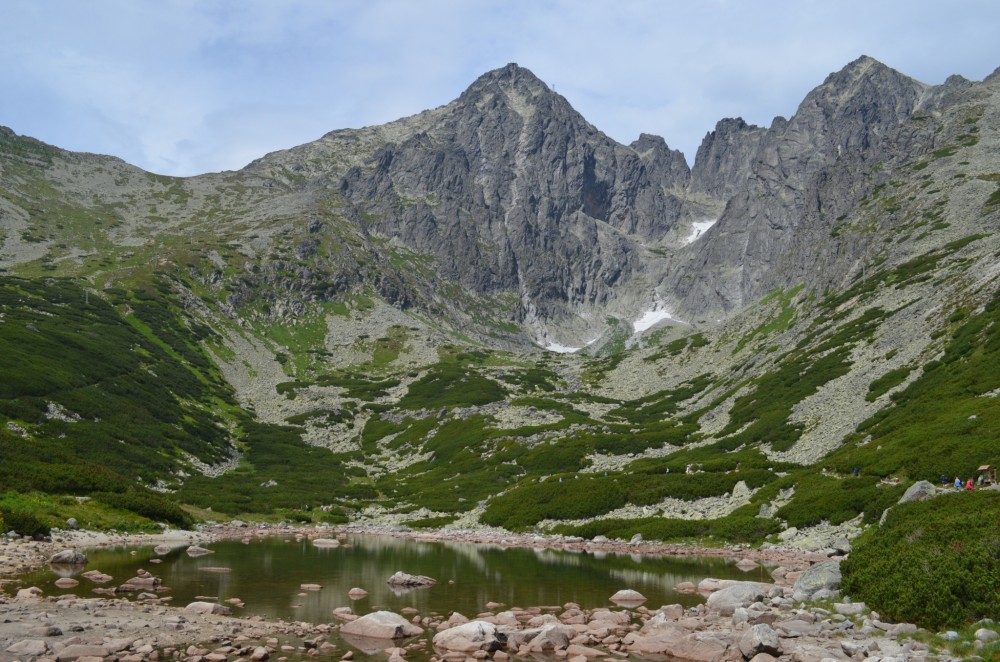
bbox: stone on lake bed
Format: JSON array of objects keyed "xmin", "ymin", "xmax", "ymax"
[
  {"xmin": 186, "ymin": 545, "xmax": 215, "ymax": 557},
  {"xmin": 200, "ymin": 567, "xmax": 233, "ymax": 573},
  {"xmin": 301, "ymin": 583, "xmax": 323, "ymax": 590},
  {"xmin": 54, "ymin": 577, "xmax": 79, "ymax": 588},
  {"xmin": 154, "ymin": 544, "xmax": 173, "ymax": 555},
  {"xmin": 80, "ymin": 570, "xmax": 112, "ymax": 583},
  {"xmin": 348, "ymin": 587, "xmax": 369, "ymax": 599},
  {"xmin": 313, "ymin": 538, "xmax": 341, "ymax": 547}
]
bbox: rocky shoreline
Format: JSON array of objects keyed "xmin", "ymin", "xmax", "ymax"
[{"xmin": 0, "ymin": 524, "xmax": 968, "ymax": 661}]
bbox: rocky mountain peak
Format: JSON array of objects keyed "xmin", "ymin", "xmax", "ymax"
[
  {"xmin": 467, "ymin": 62, "xmax": 550, "ymax": 92},
  {"xmin": 456, "ymin": 63, "xmax": 560, "ymax": 117}
]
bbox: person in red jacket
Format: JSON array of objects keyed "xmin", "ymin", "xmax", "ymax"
[{"xmin": 966, "ymin": 478, "xmax": 974, "ymax": 490}]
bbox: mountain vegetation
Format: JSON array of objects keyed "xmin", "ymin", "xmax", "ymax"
[{"xmin": 1, "ymin": 56, "xmax": 999, "ymax": 626}]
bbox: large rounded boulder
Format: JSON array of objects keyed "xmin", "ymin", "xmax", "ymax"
[{"xmin": 339, "ymin": 611, "xmax": 423, "ymax": 639}]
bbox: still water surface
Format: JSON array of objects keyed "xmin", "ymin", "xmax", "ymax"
[{"xmin": 25, "ymin": 534, "xmax": 771, "ymax": 624}]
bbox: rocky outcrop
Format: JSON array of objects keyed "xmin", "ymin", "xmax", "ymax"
[{"xmin": 690, "ymin": 117, "xmax": 766, "ymax": 201}]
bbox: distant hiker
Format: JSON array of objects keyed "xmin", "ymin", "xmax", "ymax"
[
  {"xmin": 955, "ymin": 477, "xmax": 963, "ymax": 490},
  {"xmin": 853, "ymin": 467, "xmax": 860, "ymax": 477},
  {"xmin": 940, "ymin": 474, "xmax": 949, "ymax": 486},
  {"xmin": 966, "ymin": 478, "xmax": 974, "ymax": 491}
]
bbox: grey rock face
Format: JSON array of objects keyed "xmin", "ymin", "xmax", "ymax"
[
  {"xmin": 255, "ymin": 63, "xmax": 698, "ymax": 332},
  {"xmin": 667, "ymin": 56, "xmax": 934, "ymax": 318},
  {"xmin": 690, "ymin": 117, "xmax": 766, "ymax": 201}
]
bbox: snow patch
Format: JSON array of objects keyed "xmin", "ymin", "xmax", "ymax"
[
  {"xmin": 633, "ymin": 304, "xmax": 688, "ymax": 334},
  {"xmin": 682, "ymin": 218, "xmax": 718, "ymax": 245},
  {"xmin": 544, "ymin": 341, "xmax": 583, "ymax": 354}
]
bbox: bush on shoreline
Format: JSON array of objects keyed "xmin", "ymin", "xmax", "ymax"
[{"xmin": 842, "ymin": 489, "xmax": 1000, "ymax": 630}]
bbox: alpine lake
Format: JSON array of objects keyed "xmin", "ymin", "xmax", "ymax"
[{"xmin": 20, "ymin": 533, "xmax": 774, "ymax": 658}]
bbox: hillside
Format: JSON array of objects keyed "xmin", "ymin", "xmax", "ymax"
[{"xmin": 0, "ymin": 56, "xmax": 999, "ymax": 555}]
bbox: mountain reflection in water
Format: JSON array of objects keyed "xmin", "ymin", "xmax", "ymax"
[{"xmin": 22, "ymin": 534, "xmax": 772, "ymax": 623}]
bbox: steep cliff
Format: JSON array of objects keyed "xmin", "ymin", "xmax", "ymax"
[{"xmin": 667, "ymin": 56, "xmax": 936, "ymax": 318}]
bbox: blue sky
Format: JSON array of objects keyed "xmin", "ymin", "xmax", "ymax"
[{"xmin": 2, "ymin": 0, "xmax": 997, "ymax": 176}]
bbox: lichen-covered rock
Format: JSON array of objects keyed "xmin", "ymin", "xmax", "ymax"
[{"xmin": 791, "ymin": 561, "xmax": 841, "ymax": 603}]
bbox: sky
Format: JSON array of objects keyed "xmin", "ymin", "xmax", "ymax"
[{"xmin": 2, "ymin": 0, "xmax": 998, "ymax": 177}]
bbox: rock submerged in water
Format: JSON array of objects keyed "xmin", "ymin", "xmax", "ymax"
[
  {"xmin": 49, "ymin": 549, "xmax": 87, "ymax": 565},
  {"xmin": 312, "ymin": 538, "xmax": 341, "ymax": 547},
  {"xmin": 185, "ymin": 545, "xmax": 214, "ymax": 557},
  {"xmin": 80, "ymin": 570, "xmax": 112, "ymax": 583},
  {"xmin": 386, "ymin": 571, "xmax": 436, "ymax": 587}
]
